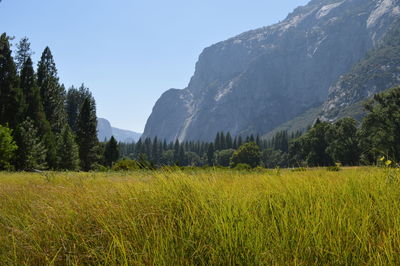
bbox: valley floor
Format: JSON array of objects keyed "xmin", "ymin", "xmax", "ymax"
[{"xmin": 0, "ymin": 167, "xmax": 399, "ymax": 265}]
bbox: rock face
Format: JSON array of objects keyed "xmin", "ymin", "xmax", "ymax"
[
  {"xmin": 143, "ymin": 0, "xmax": 400, "ymax": 142},
  {"xmin": 97, "ymin": 118, "xmax": 142, "ymax": 143},
  {"xmin": 97, "ymin": 118, "xmax": 113, "ymax": 142},
  {"xmin": 321, "ymin": 18, "xmax": 400, "ymax": 121}
]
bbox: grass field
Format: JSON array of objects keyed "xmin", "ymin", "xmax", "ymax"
[{"xmin": 1, "ymin": 167, "xmax": 400, "ymax": 265}]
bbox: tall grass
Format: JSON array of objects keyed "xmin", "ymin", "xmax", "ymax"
[{"xmin": 0, "ymin": 168, "xmax": 399, "ymax": 265}]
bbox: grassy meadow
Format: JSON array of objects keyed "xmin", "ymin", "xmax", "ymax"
[{"xmin": 1, "ymin": 167, "xmax": 400, "ymax": 265}]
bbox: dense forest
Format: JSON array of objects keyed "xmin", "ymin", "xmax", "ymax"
[
  {"xmin": 118, "ymin": 87, "xmax": 400, "ymax": 170},
  {"xmin": 0, "ymin": 32, "xmax": 399, "ymax": 171},
  {"xmin": 0, "ymin": 33, "xmax": 98, "ymax": 171}
]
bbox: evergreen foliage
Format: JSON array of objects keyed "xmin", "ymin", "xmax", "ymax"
[
  {"xmin": 76, "ymin": 98, "xmax": 99, "ymax": 171},
  {"xmin": 37, "ymin": 47, "xmax": 66, "ymax": 133},
  {"xmin": 0, "ymin": 33, "xmax": 23, "ymax": 129},
  {"xmin": 57, "ymin": 126, "xmax": 80, "ymax": 171},
  {"xmin": 104, "ymin": 136, "xmax": 120, "ymax": 167},
  {"xmin": 14, "ymin": 118, "xmax": 47, "ymax": 171},
  {"xmin": 66, "ymin": 84, "xmax": 92, "ymax": 132},
  {"xmin": 1, "ymin": 32, "xmax": 400, "ymax": 172},
  {"xmin": 0, "ymin": 125, "xmax": 17, "ymax": 170},
  {"xmin": 15, "ymin": 37, "xmax": 33, "ymax": 73},
  {"xmin": 20, "ymin": 57, "xmax": 50, "ymax": 135}
]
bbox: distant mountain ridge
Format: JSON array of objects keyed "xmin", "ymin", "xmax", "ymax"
[
  {"xmin": 97, "ymin": 118, "xmax": 141, "ymax": 143},
  {"xmin": 143, "ymin": 0, "xmax": 400, "ymax": 142}
]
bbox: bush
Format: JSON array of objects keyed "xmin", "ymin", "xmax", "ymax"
[
  {"xmin": 252, "ymin": 166, "xmax": 268, "ymax": 173},
  {"xmin": 327, "ymin": 165, "xmax": 341, "ymax": 172},
  {"xmin": 234, "ymin": 163, "xmax": 251, "ymax": 171},
  {"xmin": 291, "ymin": 167, "xmax": 307, "ymax": 172},
  {"xmin": 112, "ymin": 159, "xmax": 140, "ymax": 171},
  {"xmin": 160, "ymin": 165, "xmax": 183, "ymax": 172},
  {"xmin": 91, "ymin": 163, "xmax": 109, "ymax": 172},
  {"xmin": 214, "ymin": 149, "xmax": 235, "ymax": 167}
]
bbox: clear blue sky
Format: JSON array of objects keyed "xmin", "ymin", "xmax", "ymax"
[{"xmin": 0, "ymin": 0, "xmax": 309, "ymax": 132}]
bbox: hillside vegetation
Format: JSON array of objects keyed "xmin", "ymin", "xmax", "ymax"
[{"xmin": 1, "ymin": 168, "xmax": 400, "ymax": 265}]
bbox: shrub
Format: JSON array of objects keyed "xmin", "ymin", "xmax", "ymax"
[
  {"xmin": 253, "ymin": 166, "xmax": 268, "ymax": 173},
  {"xmin": 234, "ymin": 163, "xmax": 251, "ymax": 171},
  {"xmin": 91, "ymin": 163, "xmax": 109, "ymax": 172},
  {"xmin": 112, "ymin": 159, "xmax": 140, "ymax": 171},
  {"xmin": 214, "ymin": 149, "xmax": 235, "ymax": 167},
  {"xmin": 291, "ymin": 167, "xmax": 307, "ymax": 172},
  {"xmin": 327, "ymin": 165, "xmax": 341, "ymax": 172}
]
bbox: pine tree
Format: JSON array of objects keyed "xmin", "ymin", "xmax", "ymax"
[
  {"xmin": 238, "ymin": 136, "xmax": 243, "ymax": 147},
  {"xmin": 233, "ymin": 137, "xmax": 238, "ymax": 149},
  {"xmin": 20, "ymin": 56, "xmax": 57, "ymax": 168},
  {"xmin": 20, "ymin": 57, "xmax": 50, "ymax": 133},
  {"xmin": 207, "ymin": 143, "xmax": 215, "ymax": 166},
  {"xmin": 173, "ymin": 139, "xmax": 180, "ymax": 162},
  {"xmin": 0, "ymin": 33, "xmax": 23, "ymax": 128},
  {"xmin": 214, "ymin": 132, "xmax": 221, "ymax": 151},
  {"xmin": 76, "ymin": 98, "xmax": 99, "ymax": 171},
  {"xmin": 144, "ymin": 137, "xmax": 151, "ymax": 159},
  {"xmin": 220, "ymin": 132, "xmax": 226, "ymax": 150},
  {"xmin": 43, "ymin": 131, "xmax": 58, "ymax": 169},
  {"xmin": 37, "ymin": 47, "xmax": 66, "ymax": 133},
  {"xmin": 15, "ymin": 37, "xmax": 34, "ymax": 73},
  {"xmin": 163, "ymin": 140, "xmax": 167, "ymax": 151},
  {"xmin": 151, "ymin": 137, "xmax": 159, "ymax": 164},
  {"xmin": 178, "ymin": 145, "xmax": 186, "ymax": 166},
  {"xmin": 14, "ymin": 118, "xmax": 47, "ymax": 171},
  {"xmin": 104, "ymin": 136, "xmax": 119, "ymax": 167},
  {"xmin": 226, "ymin": 132, "xmax": 233, "ymax": 149},
  {"xmin": 58, "ymin": 126, "xmax": 80, "ymax": 170},
  {"xmin": 66, "ymin": 84, "xmax": 92, "ymax": 132},
  {"xmin": 135, "ymin": 138, "xmax": 143, "ymax": 158},
  {"xmin": 256, "ymin": 135, "xmax": 261, "ymax": 147}
]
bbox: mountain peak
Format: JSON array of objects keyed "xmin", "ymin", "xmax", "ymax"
[
  {"xmin": 143, "ymin": 0, "xmax": 400, "ymax": 142},
  {"xmin": 97, "ymin": 118, "xmax": 141, "ymax": 143}
]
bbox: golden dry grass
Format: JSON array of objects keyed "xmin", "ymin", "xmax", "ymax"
[{"xmin": 0, "ymin": 167, "xmax": 399, "ymax": 265}]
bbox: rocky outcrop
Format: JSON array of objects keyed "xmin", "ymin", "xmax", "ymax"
[
  {"xmin": 143, "ymin": 0, "xmax": 400, "ymax": 142},
  {"xmin": 97, "ymin": 118, "xmax": 141, "ymax": 143},
  {"xmin": 321, "ymin": 17, "xmax": 400, "ymax": 121}
]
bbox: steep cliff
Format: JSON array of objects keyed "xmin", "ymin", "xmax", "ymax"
[
  {"xmin": 321, "ymin": 17, "xmax": 400, "ymax": 121},
  {"xmin": 143, "ymin": 0, "xmax": 400, "ymax": 141}
]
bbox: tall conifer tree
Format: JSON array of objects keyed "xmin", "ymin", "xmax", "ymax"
[
  {"xmin": 37, "ymin": 47, "xmax": 66, "ymax": 133},
  {"xmin": 76, "ymin": 97, "xmax": 99, "ymax": 171},
  {"xmin": 20, "ymin": 57, "xmax": 50, "ymax": 133},
  {"xmin": 15, "ymin": 37, "xmax": 34, "ymax": 74},
  {"xmin": 20, "ymin": 56, "xmax": 57, "ymax": 168},
  {"xmin": 104, "ymin": 136, "xmax": 119, "ymax": 167},
  {"xmin": 58, "ymin": 126, "xmax": 80, "ymax": 170},
  {"xmin": 0, "ymin": 33, "xmax": 23, "ymax": 128},
  {"xmin": 66, "ymin": 84, "xmax": 92, "ymax": 132},
  {"xmin": 14, "ymin": 118, "xmax": 47, "ymax": 170}
]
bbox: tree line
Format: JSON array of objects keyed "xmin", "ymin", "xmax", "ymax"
[
  {"xmin": 1, "ymin": 31, "xmax": 399, "ymax": 171},
  {"xmin": 117, "ymin": 87, "xmax": 400, "ymax": 169},
  {"xmin": 0, "ymin": 33, "xmax": 99, "ymax": 171}
]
